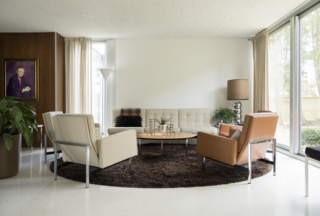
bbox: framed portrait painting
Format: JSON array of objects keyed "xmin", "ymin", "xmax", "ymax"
[{"xmin": 3, "ymin": 58, "xmax": 39, "ymax": 101}]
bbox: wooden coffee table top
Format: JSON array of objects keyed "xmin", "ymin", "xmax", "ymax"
[{"xmin": 137, "ymin": 132, "xmax": 197, "ymax": 140}]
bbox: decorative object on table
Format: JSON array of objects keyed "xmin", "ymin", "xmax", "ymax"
[
  {"xmin": 166, "ymin": 124, "xmax": 174, "ymax": 134},
  {"xmin": 227, "ymin": 79, "xmax": 249, "ymax": 125},
  {"xmin": 0, "ymin": 96, "xmax": 39, "ymax": 179},
  {"xmin": 213, "ymin": 107, "xmax": 237, "ymax": 124},
  {"xmin": 3, "ymin": 58, "xmax": 39, "ymax": 101},
  {"xmin": 99, "ymin": 68, "xmax": 113, "ymax": 135},
  {"xmin": 154, "ymin": 116, "xmax": 172, "ymax": 133},
  {"xmin": 148, "ymin": 118, "xmax": 156, "ymax": 135}
]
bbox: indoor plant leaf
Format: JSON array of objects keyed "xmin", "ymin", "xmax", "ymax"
[
  {"xmin": 2, "ymin": 133, "xmax": 13, "ymax": 151},
  {"xmin": 0, "ymin": 97, "xmax": 39, "ymax": 151},
  {"xmin": 10, "ymin": 106, "xmax": 23, "ymax": 123},
  {"xmin": 16, "ymin": 121, "xmax": 33, "ymax": 147}
]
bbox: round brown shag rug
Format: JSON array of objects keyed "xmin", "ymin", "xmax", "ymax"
[{"xmin": 50, "ymin": 144, "xmax": 272, "ymax": 188}]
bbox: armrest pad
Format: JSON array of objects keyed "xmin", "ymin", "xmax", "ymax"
[
  {"xmin": 196, "ymin": 131, "xmax": 238, "ymax": 165},
  {"xmin": 97, "ymin": 130, "xmax": 138, "ymax": 168},
  {"xmin": 94, "ymin": 123, "xmax": 101, "ymax": 129},
  {"xmin": 219, "ymin": 123, "xmax": 233, "ymax": 133}
]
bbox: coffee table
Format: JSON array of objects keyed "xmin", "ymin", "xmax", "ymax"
[{"xmin": 136, "ymin": 132, "xmax": 197, "ymax": 158}]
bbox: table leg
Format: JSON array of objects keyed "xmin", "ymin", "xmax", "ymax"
[
  {"xmin": 44, "ymin": 133, "xmax": 47, "ymax": 164},
  {"xmin": 139, "ymin": 139, "xmax": 141, "ymax": 155},
  {"xmin": 40, "ymin": 127, "xmax": 43, "ymax": 149},
  {"xmin": 31, "ymin": 128, "xmax": 33, "ymax": 152},
  {"xmin": 186, "ymin": 139, "xmax": 188, "ymax": 155},
  {"xmin": 161, "ymin": 140, "xmax": 163, "ymax": 159}
]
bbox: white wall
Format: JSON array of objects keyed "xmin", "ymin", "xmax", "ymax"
[{"xmin": 115, "ymin": 38, "xmax": 253, "ymax": 123}]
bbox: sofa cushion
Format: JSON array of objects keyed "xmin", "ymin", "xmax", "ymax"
[
  {"xmin": 305, "ymin": 147, "xmax": 320, "ymax": 161},
  {"xmin": 108, "ymin": 127, "xmax": 144, "ymax": 135},
  {"xmin": 115, "ymin": 116, "xmax": 142, "ymax": 127},
  {"xmin": 180, "ymin": 127, "xmax": 217, "ymax": 134},
  {"xmin": 178, "ymin": 108, "xmax": 212, "ymax": 128}
]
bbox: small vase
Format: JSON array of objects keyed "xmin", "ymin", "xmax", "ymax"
[{"xmin": 158, "ymin": 125, "xmax": 167, "ymax": 132}]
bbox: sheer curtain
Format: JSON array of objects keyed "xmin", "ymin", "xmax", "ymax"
[
  {"xmin": 65, "ymin": 38, "xmax": 92, "ymax": 114},
  {"xmin": 251, "ymin": 29, "xmax": 269, "ymax": 112}
]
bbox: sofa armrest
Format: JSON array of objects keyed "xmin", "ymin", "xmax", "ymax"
[
  {"xmin": 196, "ymin": 131, "xmax": 238, "ymax": 165},
  {"xmin": 97, "ymin": 130, "xmax": 138, "ymax": 168}
]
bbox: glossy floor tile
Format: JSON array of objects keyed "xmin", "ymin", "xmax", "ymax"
[{"xmin": 0, "ymin": 147, "xmax": 319, "ymax": 216}]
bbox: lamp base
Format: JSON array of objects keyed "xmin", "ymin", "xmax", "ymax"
[{"xmin": 234, "ymin": 101, "xmax": 242, "ymax": 124}]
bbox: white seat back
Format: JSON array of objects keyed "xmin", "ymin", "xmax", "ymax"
[
  {"xmin": 42, "ymin": 111, "xmax": 63, "ymax": 143},
  {"xmin": 52, "ymin": 114, "xmax": 100, "ymax": 167}
]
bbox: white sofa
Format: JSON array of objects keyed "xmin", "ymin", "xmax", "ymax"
[{"xmin": 108, "ymin": 108, "xmax": 217, "ymax": 135}]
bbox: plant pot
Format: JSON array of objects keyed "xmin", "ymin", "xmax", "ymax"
[
  {"xmin": 0, "ymin": 134, "xmax": 21, "ymax": 179},
  {"xmin": 158, "ymin": 125, "xmax": 167, "ymax": 132}
]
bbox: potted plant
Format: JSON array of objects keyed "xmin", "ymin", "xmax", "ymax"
[
  {"xmin": 0, "ymin": 96, "xmax": 39, "ymax": 179},
  {"xmin": 213, "ymin": 107, "xmax": 237, "ymax": 124},
  {"xmin": 154, "ymin": 116, "xmax": 172, "ymax": 132}
]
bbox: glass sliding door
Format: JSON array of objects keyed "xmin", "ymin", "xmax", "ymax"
[
  {"xmin": 268, "ymin": 24, "xmax": 291, "ymax": 148},
  {"xmin": 92, "ymin": 43, "xmax": 106, "ymax": 133},
  {"xmin": 300, "ymin": 6, "xmax": 320, "ymax": 152}
]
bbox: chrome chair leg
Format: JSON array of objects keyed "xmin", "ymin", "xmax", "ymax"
[
  {"xmin": 248, "ymin": 142, "xmax": 252, "ymax": 184},
  {"xmin": 54, "ymin": 142, "xmax": 58, "ymax": 181},
  {"xmin": 86, "ymin": 146, "xmax": 90, "ymax": 188},
  {"xmin": 203, "ymin": 157, "xmax": 205, "ymax": 166},
  {"xmin": 305, "ymin": 156, "xmax": 309, "ymax": 197},
  {"xmin": 273, "ymin": 138, "xmax": 276, "ymax": 176}
]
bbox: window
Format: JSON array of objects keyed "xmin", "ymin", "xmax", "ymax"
[
  {"xmin": 92, "ymin": 43, "xmax": 106, "ymax": 133},
  {"xmin": 300, "ymin": 6, "xmax": 320, "ymax": 152},
  {"xmin": 269, "ymin": 24, "xmax": 291, "ymax": 148},
  {"xmin": 268, "ymin": 2, "xmax": 320, "ymax": 155}
]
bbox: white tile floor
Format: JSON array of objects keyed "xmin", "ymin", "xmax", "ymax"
[{"xmin": 0, "ymin": 148, "xmax": 320, "ymax": 216}]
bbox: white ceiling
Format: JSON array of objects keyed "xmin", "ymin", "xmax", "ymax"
[{"xmin": 0, "ymin": 0, "xmax": 307, "ymax": 38}]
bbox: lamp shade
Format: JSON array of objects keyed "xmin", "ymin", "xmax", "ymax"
[
  {"xmin": 99, "ymin": 68, "xmax": 112, "ymax": 80},
  {"xmin": 227, "ymin": 79, "xmax": 249, "ymax": 100}
]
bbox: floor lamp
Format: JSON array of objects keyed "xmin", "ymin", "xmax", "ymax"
[
  {"xmin": 227, "ymin": 79, "xmax": 249, "ymax": 125},
  {"xmin": 99, "ymin": 68, "xmax": 113, "ymax": 135}
]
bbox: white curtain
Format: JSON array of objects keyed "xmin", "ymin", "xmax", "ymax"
[
  {"xmin": 65, "ymin": 38, "xmax": 92, "ymax": 114},
  {"xmin": 251, "ymin": 29, "xmax": 269, "ymax": 112}
]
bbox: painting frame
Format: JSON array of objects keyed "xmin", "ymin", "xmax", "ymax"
[{"xmin": 3, "ymin": 58, "xmax": 39, "ymax": 101}]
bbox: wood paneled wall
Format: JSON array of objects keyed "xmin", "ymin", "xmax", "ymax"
[{"xmin": 0, "ymin": 32, "xmax": 65, "ymax": 147}]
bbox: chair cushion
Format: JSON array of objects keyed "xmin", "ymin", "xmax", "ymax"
[
  {"xmin": 230, "ymin": 129, "xmax": 242, "ymax": 141},
  {"xmin": 115, "ymin": 116, "xmax": 142, "ymax": 127},
  {"xmin": 305, "ymin": 147, "xmax": 320, "ymax": 161}
]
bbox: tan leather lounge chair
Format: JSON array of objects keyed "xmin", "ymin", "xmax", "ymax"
[
  {"xmin": 197, "ymin": 113, "xmax": 279, "ymax": 184},
  {"xmin": 52, "ymin": 114, "xmax": 138, "ymax": 188}
]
